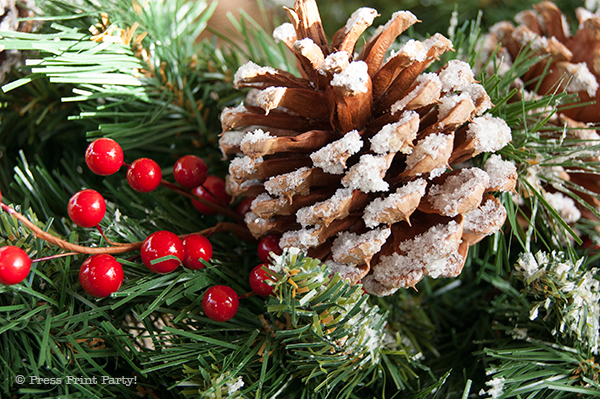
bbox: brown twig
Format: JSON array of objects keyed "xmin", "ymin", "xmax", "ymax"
[
  {"xmin": 96, "ymin": 225, "xmax": 129, "ymax": 246},
  {"xmin": 1, "ymin": 204, "xmax": 254, "ymax": 256}
]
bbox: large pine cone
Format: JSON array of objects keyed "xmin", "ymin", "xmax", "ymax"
[{"xmin": 220, "ymin": 0, "xmax": 515, "ymax": 296}]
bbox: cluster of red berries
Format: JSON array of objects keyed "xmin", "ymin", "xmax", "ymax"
[
  {"xmin": 0, "ymin": 138, "xmax": 285, "ymax": 323},
  {"xmin": 71, "ymin": 138, "xmax": 221, "ymax": 299}
]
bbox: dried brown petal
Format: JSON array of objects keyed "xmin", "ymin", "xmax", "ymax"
[
  {"xmin": 462, "ymin": 195, "xmax": 507, "ymax": 245},
  {"xmin": 420, "ymin": 167, "xmax": 489, "ymax": 217},
  {"xmin": 359, "ymin": 11, "xmax": 419, "ymax": 76},
  {"xmin": 285, "ymin": 0, "xmax": 329, "ymax": 55},
  {"xmin": 256, "ymin": 86, "xmax": 329, "ymax": 119},
  {"xmin": 331, "ymin": 227, "xmax": 391, "ymax": 266},
  {"xmin": 251, "ymin": 188, "xmax": 334, "ymax": 218},
  {"xmin": 264, "ymin": 167, "xmax": 339, "ymax": 201},
  {"xmin": 363, "ymin": 178, "xmax": 427, "ymax": 227},
  {"xmin": 241, "ymin": 130, "xmax": 339, "ymax": 160}
]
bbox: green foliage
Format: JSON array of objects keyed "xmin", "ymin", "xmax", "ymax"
[{"xmin": 1, "ymin": 0, "xmax": 600, "ymax": 398}]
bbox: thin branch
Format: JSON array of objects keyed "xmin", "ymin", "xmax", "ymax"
[{"xmin": 1, "ymin": 204, "xmax": 254, "ymax": 256}]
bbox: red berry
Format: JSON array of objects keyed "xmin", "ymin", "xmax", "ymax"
[
  {"xmin": 191, "ymin": 175, "xmax": 231, "ymax": 215},
  {"xmin": 173, "ymin": 155, "xmax": 208, "ymax": 189},
  {"xmin": 127, "ymin": 158, "xmax": 162, "ymax": 193},
  {"xmin": 202, "ymin": 285, "xmax": 239, "ymax": 322},
  {"xmin": 236, "ymin": 197, "xmax": 255, "ymax": 217},
  {"xmin": 79, "ymin": 254, "xmax": 124, "ymax": 297},
  {"xmin": 257, "ymin": 235, "xmax": 283, "ymax": 263},
  {"xmin": 182, "ymin": 234, "xmax": 213, "ymax": 270},
  {"xmin": 0, "ymin": 246, "xmax": 31, "ymax": 285},
  {"xmin": 249, "ymin": 263, "xmax": 276, "ymax": 296},
  {"xmin": 141, "ymin": 231, "xmax": 184, "ymax": 273},
  {"xmin": 68, "ymin": 189, "xmax": 106, "ymax": 228},
  {"xmin": 85, "ymin": 138, "xmax": 124, "ymax": 176}
]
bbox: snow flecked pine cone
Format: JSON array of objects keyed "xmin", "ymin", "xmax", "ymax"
[
  {"xmin": 481, "ymin": 1, "xmax": 600, "ymax": 227},
  {"xmin": 481, "ymin": 1, "xmax": 600, "ymax": 123},
  {"xmin": 220, "ymin": 0, "xmax": 515, "ymax": 296}
]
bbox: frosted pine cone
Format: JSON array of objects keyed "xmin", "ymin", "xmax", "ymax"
[
  {"xmin": 481, "ymin": 1, "xmax": 600, "ymax": 122},
  {"xmin": 221, "ymin": 0, "xmax": 515, "ymax": 296}
]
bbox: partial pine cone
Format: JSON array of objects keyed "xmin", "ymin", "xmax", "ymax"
[
  {"xmin": 0, "ymin": 0, "xmax": 39, "ymax": 83},
  {"xmin": 481, "ymin": 1, "xmax": 600, "ymax": 233},
  {"xmin": 220, "ymin": 0, "xmax": 515, "ymax": 296},
  {"xmin": 481, "ymin": 1, "xmax": 600, "ymax": 123}
]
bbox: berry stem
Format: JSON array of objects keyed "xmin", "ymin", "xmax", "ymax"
[
  {"xmin": 31, "ymin": 252, "xmax": 79, "ymax": 263},
  {"xmin": 0, "ymin": 203, "xmax": 254, "ymax": 256},
  {"xmin": 159, "ymin": 179, "xmax": 243, "ymax": 222},
  {"xmin": 1, "ymin": 203, "xmax": 143, "ymax": 255},
  {"xmin": 95, "ymin": 225, "xmax": 129, "ymax": 246}
]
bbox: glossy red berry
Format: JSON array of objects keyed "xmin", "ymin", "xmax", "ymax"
[
  {"xmin": 202, "ymin": 285, "xmax": 239, "ymax": 322},
  {"xmin": 182, "ymin": 234, "xmax": 213, "ymax": 270},
  {"xmin": 79, "ymin": 254, "xmax": 124, "ymax": 297},
  {"xmin": 0, "ymin": 246, "xmax": 31, "ymax": 285},
  {"xmin": 191, "ymin": 175, "xmax": 231, "ymax": 215},
  {"xmin": 257, "ymin": 235, "xmax": 283, "ymax": 263},
  {"xmin": 127, "ymin": 158, "xmax": 162, "ymax": 193},
  {"xmin": 85, "ymin": 138, "xmax": 124, "ymax": 176},
  {"xmin": 173, "ymin": 155, "xmax": 208, "ymax": 189},
  {"xmin": 141, "ymin": 230, "xmax": 184, "ymax": 273},
  {"xmin": 236, "ymin": 197, "xmax": 255, "ymax": 217},
  {"xmin": 249, "ymin": 264, "xmax": 276, "ymax": 296},
  {"xmin": 68, "ymin": 189, "xmax": 106, "ymax": 228}
]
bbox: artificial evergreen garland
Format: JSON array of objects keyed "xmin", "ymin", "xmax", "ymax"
[{"xmin": 0, "ymin": 0, "xmax": 599, "ymax": 398}]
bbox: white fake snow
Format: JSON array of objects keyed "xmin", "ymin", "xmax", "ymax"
[
  {"xmin": 280, "ymin": 227, "xmax": 320, "ymax": 250},
  {"xmin": 331, "ymin": 228, "xmax": 391, "ymax": 264},
  {"xmin": 387, "ymin": 39, "xmax": 427, "ymax": 63},
  {"xmin": 399, "ymin": 220, "xmax": 461, "ymax": 260},
  {"xmin": 564, "ymin": 62, "xmax": 599, "ymax": 97},
  {"xmin": 233, "ymin": 61, "xmax": 278, "ymax": 86},
  {"xmin": 264, "ymin": 167, "xmax": 310, "ymax": 196},
  {"xmin": 342, "ymin": 154, "xmax": 389, "ymax": 193},
  {"xmin": 319, "ymin": 52, "xmax": 350, "ymax": 75},
  {"xmin": 220, "ymin": 104, "xmax": 247, "ymax": 124},
  {"xmin": 331, "ymin": 61, "xmax": 370, "ymax": 94},
  {"xmin": 256, "ymin": 86, "xmax": 286, "ymax": 113},
  {"xmin": 437, "ymin": 92, "xmax": 474, "ymax": 120},
  {"xmin": 273, "ymin": 22, "xmax": 296, "ymax": 44},
  {"xmin": 484, "ymin": 154, "xmax": 517, "ymax": 191},
  {"xmin": 383, "ymin": 11, "xmax": 417, "ymax": 31},
  {"xmin": 372, "ymin": 253, "xmax": 424, "ymax": 288},
  {"xmin": 463, "ymin": 198, "xmax": 507, "ymax": 234},
  {"xmin": 220, "ymin": 131, "xmax": 245, "ymax": 147},
  {"xmin": 296, "ymin": 188, "xmax": 354, "ymax": 227},
  {"xmin": 391, "ymin": 73, "xmax": 442, "ymax": 114},
  {"xmin": 542, "ymin": 191, "xmax": 581, "ymax": 224},
  {"xmin": 462, "ymin": 83, "xmax": 493, "ymax": 115},
  {"xmin": 310, "ymin": 130, "xmax": 363, "ymax": 174},
  {"xmin": 427, "ymin": 168, "xmax": 490, "ymax": 217},
  {"xmin": 344, "ymin": 7, "xmax": 378, "ymax": 33},
  {"xmin": 229, "ymin": 155, "xmax": 263, "ymax": 178},
  {"xmin": 363, "ymin": 179, "xmax": 427, "ymax": 228},
  {"xmin": 466, "ymin": 114, "xmax": 512, "ymax": 154},
  {"xmin": 438, "ymin": 59, "xmax": 474, "ymax": 92},
  {"xmin": 405, "ymin": 133, "xmax": 451, "ymax": 173},
  {"xmin": 512, "ymin": 26, "xmax": 549, "ymax": 50},
  {"xmin": 240, "ymin": 128, "xmax": 272, "ymax": 147},
  {"xmin": 369, "ymin": 111, "xmax": 418, "ymax": 154}
]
